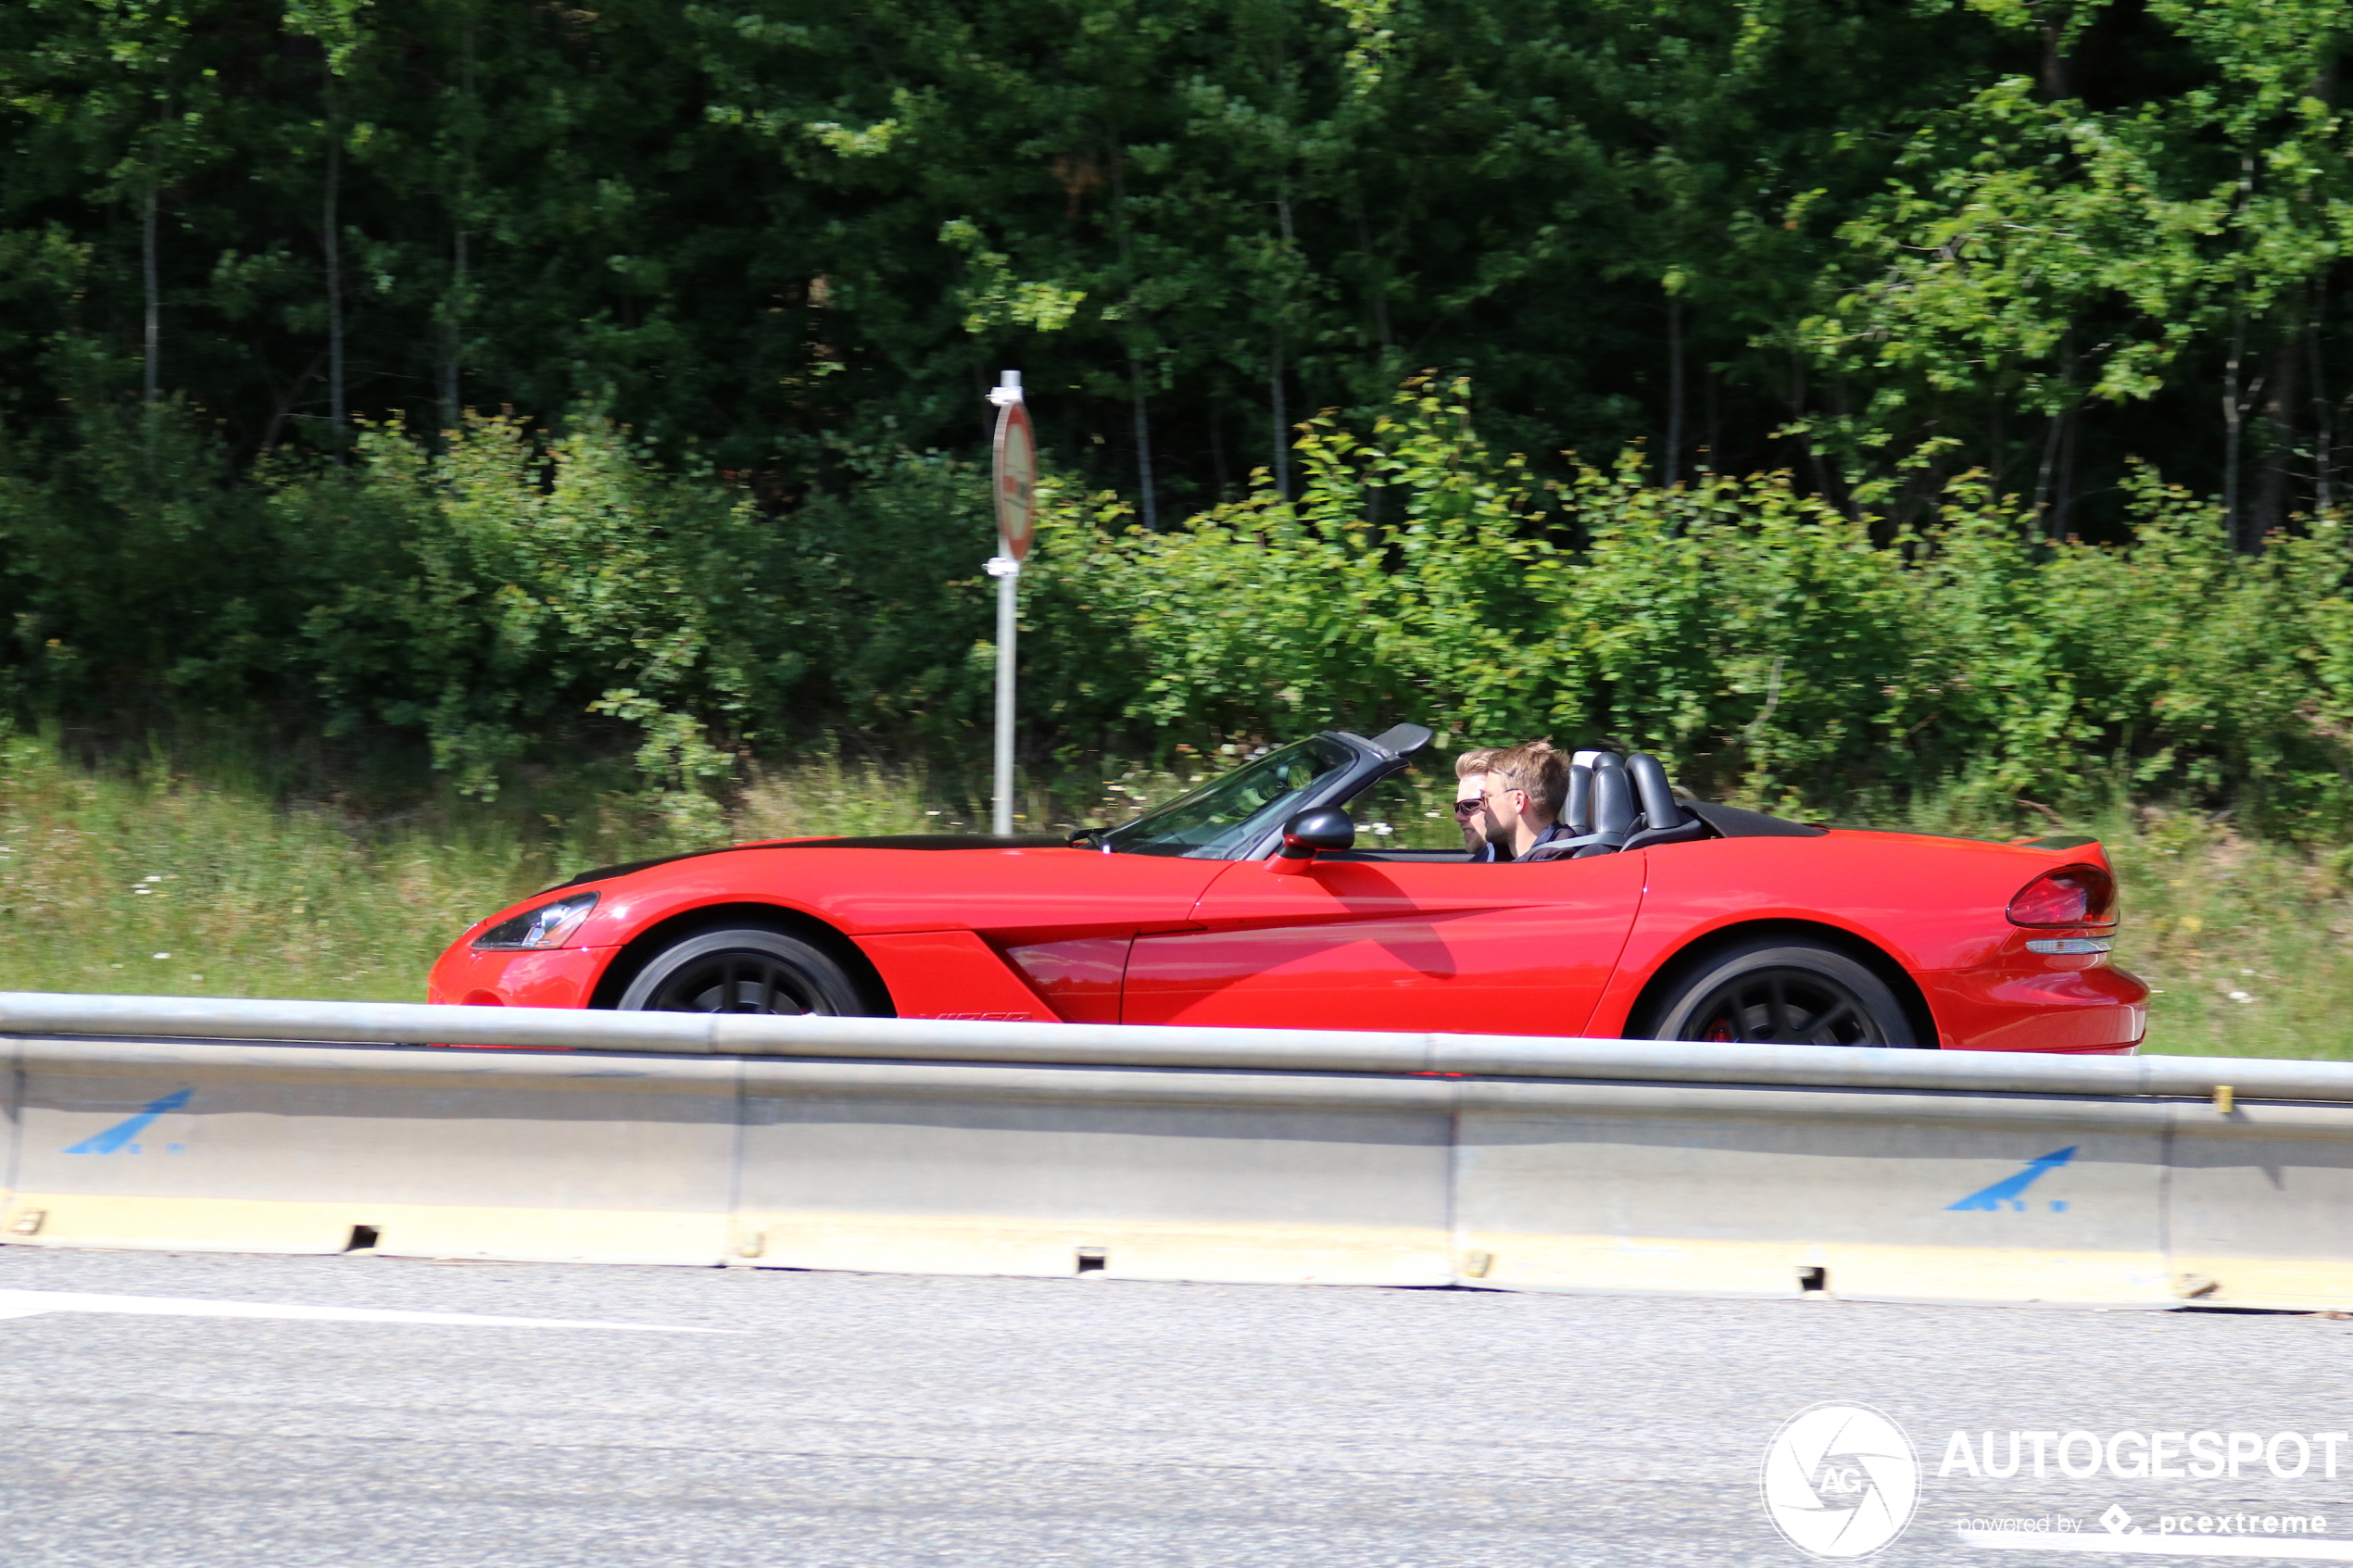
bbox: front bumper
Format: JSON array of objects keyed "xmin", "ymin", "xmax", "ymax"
[{"xmin": 426, "ymin": 943, "xmax": 614, "ymax": 1009}]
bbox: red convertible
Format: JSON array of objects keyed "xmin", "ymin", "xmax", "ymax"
[{"xmin": 428, "ymin": 724, "xmax": 2145, "ymax": 1052}]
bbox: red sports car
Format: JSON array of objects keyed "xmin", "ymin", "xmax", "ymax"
[{"xmin": 428, "ymin": 724, "xmax": 2145, "ymax": 1052}]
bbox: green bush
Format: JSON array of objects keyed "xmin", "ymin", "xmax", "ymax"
[
  {"xmin": 11, "ymin": 374, "xmax": 2353, "ymax": 839},
  {"xmin": 1040, "ymin": 378, "xmax": 2353, "ymax": 837},
  {"xmin": 1, "ymin": 398, "xmax": 1019, "ymax": 834}
]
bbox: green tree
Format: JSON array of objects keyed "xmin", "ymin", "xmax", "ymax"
[{"xmin": 1799, "ymin": 0, "xmax": 2352, "ymax": 545}]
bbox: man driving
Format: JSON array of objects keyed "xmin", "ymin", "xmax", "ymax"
[
  {"xmin": 1478, "ymin": 740, "xmax": 1579, "ymax": 862},
  {"xmin": 1453, "ymin": 747, "xmax": 1503, "ymax": 860}
]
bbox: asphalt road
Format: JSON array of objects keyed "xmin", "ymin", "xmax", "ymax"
[{"xmin": 1, "ymin": 1247, "xmax": 2349, "ymax": 1567}]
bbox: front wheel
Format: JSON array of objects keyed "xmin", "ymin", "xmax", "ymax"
[
  {"xmin": 1645, "ymin": 940, "xmax": 1914, "ymax": 1047},
  {"xmin": 616, "ymin": 927, "xmax": 873, "ymax": 1015}
]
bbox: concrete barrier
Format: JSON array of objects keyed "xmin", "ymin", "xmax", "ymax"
[
  {"xmin": 6, "ymin": 1035, "xmax": 736, "ymax": 1265},
  {"xmin": 2, "ymin": 992, "xmax": 2348, "ymax": 1309},
  {"xmin": 733, "ymin": 1060, "xmax": 1457, "ymax": 1286},
  {"xmin": 1451, "ymin": 1081, "xmax": 2173, "ymax": 1306}
]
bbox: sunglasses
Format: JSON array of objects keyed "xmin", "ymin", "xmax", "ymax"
[{"xmin": 1452, "ymin": 799, "xmax": 1484, "ymax": 817}]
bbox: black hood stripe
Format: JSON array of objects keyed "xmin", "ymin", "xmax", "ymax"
[{"xmin": 550, "ymin": 833, "xmax": 1071, "ymax": 891}]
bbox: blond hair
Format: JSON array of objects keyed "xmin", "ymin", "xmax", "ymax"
[
  {"xmin": 1453, "ymin": 746, "xmax": 1500, "ymax": 781},
  {"xmin": 1484, "ymin": 740, "xmax": 1569, "ymax": 815}
]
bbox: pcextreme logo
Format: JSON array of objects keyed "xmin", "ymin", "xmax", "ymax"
[{"xmin": 1760, "ymin": 1403, "xmax": 1922, "ymax": 1559}]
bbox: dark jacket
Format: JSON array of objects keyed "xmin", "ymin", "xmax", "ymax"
[{"xmin": 1515, "ymin": 820, "xmax": 1585, "ymax": 863}]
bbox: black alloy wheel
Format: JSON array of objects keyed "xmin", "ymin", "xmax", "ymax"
[
  {"xmin": 1647, "ymin": 939, "xmax": 1914, "ymax": 1047},
  {"xmin": 615, "ymin": 927, "xmax": 871, "ymax": 1015}
]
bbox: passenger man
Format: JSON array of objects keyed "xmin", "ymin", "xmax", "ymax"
[
  {"xmin": 1452, "ymin": 747, "xmax": 1503, "ymax": 860},
  {"xmin": 1479, "ymin": 740, "xmax": 1579, "ymax": 862}
]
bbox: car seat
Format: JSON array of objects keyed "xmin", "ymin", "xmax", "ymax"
[
  {"xmin": 1557, "ymin": 750, "xmax": 1711, "ymax": 858},
  {"xmin": 1621, "ymin": 752, "xmax": 1710, "ymax": 851}
]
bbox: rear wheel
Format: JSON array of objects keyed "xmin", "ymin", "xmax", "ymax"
[
  {"xmin": 1646, "ymin": 940, "xmax": 1912, "ymax": 1047},
  {"xmin": 616, "ymin": 927, "xmax": 871, "ymax": 1015}
]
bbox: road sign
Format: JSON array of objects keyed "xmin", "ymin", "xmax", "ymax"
[
  {"xmin": 993, "ymin": 386, "xmax": 1036, "ymax": 561},
  {"xmin": 986, "ymin": 370, "xmax": 1030, "ymax": 836}
]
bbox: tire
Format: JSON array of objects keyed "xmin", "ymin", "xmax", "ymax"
[
  {"xmin": 1645, "ymin": 939, "xmax": 1914, "ymax": 1047},
  {"xmin": 616, "ymin": 926, "xmax": 873, "ymax": 1015}
]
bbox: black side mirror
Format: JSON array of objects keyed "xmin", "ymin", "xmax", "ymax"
[{"xmin": 1277, "ymin": 807, "xmax": 1356, "ymax": 860}]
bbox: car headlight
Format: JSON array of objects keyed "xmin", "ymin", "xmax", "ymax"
[{"xmin": 472, "ymin": 891, "xmax": 599, "ymax": 951}]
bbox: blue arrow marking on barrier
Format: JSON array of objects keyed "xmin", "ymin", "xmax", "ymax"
[
  {"xmin": 65, "ymin": 1089, "xmax": 192, "ymax": 1155},
  {"xmin": 1946, "ymin": 1147, "xmax": 2076, "ymax": 1211}
]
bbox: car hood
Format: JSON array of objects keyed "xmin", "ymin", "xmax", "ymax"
[{"xmin": 549, "ymin": 833, "xmax": 1074, "ymax": 891}]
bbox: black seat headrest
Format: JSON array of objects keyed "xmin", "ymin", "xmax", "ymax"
[
  {"xmin": 1590, "ymin": 754, "xmax": 1636, "ymax": 838},
  {"xmin": 1564, "ymin": 763, "xmax": 1593, "ymax": 835},
  {"xmin": 1627, "ymin": 753, "xmax": 1685, "ymax": 830}
]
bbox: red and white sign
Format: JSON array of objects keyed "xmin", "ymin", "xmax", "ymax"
[{"xmin": 993, "ymin": 399, "xmax": 1037, "ymax": 561}]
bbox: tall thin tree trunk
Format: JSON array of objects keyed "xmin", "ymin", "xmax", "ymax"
[
  {"xmin": 2225, "ymin": 156, "xmax": 2258, "ymax": 550},
  {"xmin": 1830, "ymin": 375, "xmax": 1863, "ymax": 523},
  {"xmin": 1704, "ymin": 364, "xmax": 1719, "ymax": 474},
  {"xmin": 2055, "ymin": 399, "xmax": 2081, "ymax": 539},
  {"xmin": 2032, "ymin": 334, "xmax": 2074, "ymax": 539},
  {"xmin": 2225, "ymin": 306, "xmax": 2249, "ymax": 550},
  {"xmin": 1270, "ymin": 191, "xmax": 1296, "ymax": 500},
  {"xmin": 1665, "ymin": 293, "xmax": 1685, "ymax": 488},
  {"xmin": 440, "ymin": 228, "xmax": 467, "ymax": 430},
  {"xmin": 1791, "ymin": 352, "xmax": 1836, "ymax": 502},
  {"xmin": 2032, "ymin": 408, "xmax": 2063, "ymax": 536},
  {"xmin": 2039, "ymin": 23, "xmax": 2071, "ymax": 98},
  {"xmin": 1130, "ymin": 359, "xmax": 1157, "ymax": 530},
  {"xmin": 1987, "ymin": 377, "xmax": 2007, "ymax": 489},
  {"xmin": 2312, "ymin": 318, "xmax": 2335, "ymax": 514},
  {"xmin": 2023, "ymin": 333, "xmax": 2080, "ymax": 535},
  {"xmin": 1103, "ymin": 125, "xmax": 1157, "ymax": 527},
  {"xmin": 2253, "ymin": 312, "xmax": 2304, "ymax": 540},
  {"xmin": 1269, "ymin": 338, "xmax": 1290, "ymax": 499},
  {"xmin": 140, "ymin": 184, "xmax": 159, "ymax": 409},
  {"xmin": 442, "ymin": 21, "xmax": 474, "ymax": 435},
  {"xmin": 323, "ymin": 132, "xmax": 346, "ymax": 458},
  {"xmin": 1354, "ymin": 199, "xmax": 1392, "ymax": 352}
]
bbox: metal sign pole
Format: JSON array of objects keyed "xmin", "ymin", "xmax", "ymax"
[
  {"xmin": 987, "ymin": 553, "xmax": 1018, "ymax": 835},
  {"xmin": 986, "ymin": 370, "xmax": 1034, "ymax": 837}
]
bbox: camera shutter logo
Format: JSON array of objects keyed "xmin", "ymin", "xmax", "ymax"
[{"xmin": 1760, "ymin": 1403, "xmax": 1920, "ymax": 1558}]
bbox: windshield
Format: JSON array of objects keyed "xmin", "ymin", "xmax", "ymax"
[{"xmin": 1101, "ymin": 736, "xmax": 1355, "ymax": 859}]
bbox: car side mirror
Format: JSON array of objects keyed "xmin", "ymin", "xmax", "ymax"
[{"xmin": 1270, "ymin": 807, "xmax": 1354, "ymax": 874}]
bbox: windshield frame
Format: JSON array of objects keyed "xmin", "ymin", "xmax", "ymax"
[{"xmin": 1099, "ymin": 735, "xmax": 1366, "ymax": 859}]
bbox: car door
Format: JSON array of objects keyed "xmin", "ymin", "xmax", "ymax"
[{"xmin": 1120, "ymin": 851, "xmax": 1649, "ymax": 1036}]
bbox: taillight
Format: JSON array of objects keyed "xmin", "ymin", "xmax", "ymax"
[{"xmin": 2007, "ymin": 865, "xmax": 2117, "ymax": 928}]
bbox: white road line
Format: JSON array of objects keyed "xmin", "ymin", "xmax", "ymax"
[
  {"xmin": 0, "ymin": 1288, "xmax": 740, "ymax": 1333},
  {"xmin": 1964, "ymin": 1529, "xmax": 2353, "ymax": 1560}
]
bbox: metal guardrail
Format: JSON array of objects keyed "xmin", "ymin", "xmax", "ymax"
[
  {"xmin": 2, "ymin": 990, "xmax": 2344, "ymax": 1101},
  {"xmin": 3, "ymin": 990, "xmax": 2349, "ymax": 1311}
]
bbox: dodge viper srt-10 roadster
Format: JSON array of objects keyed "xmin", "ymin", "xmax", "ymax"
[{"xmin": 428, "ymin": 724, "xmax": 2145, "ymax": 1051}]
